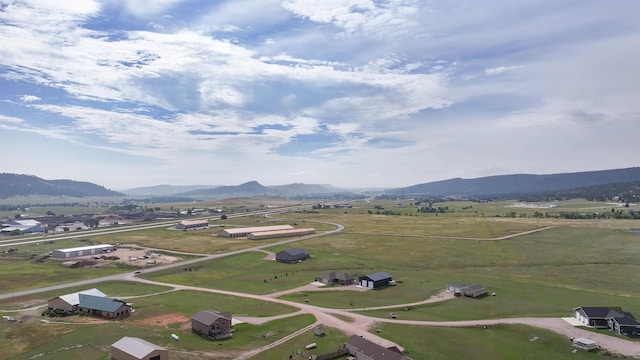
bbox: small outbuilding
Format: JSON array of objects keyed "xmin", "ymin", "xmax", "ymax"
[
  {"xmin": 191, "ymin": 310, "xmax": 232, "ymax": 340},
  {"xmin": 111, "ymin": 336, "xmax": 168, "ymax": 360},
  {"xmin": 276, "ymin": 248, "xmax": 310, "ymax": 263},
  {"xmin": 359, "ymin": 272, "xmax": 393, "ymax": 289}
]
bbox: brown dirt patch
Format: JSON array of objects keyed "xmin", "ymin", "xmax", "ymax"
[{"xmin": 133, "ymin": 313, "xmax": 190, "ymax": 327}]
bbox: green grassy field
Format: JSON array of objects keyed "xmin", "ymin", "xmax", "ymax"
[{"xmin": 2, "ymin": 199, "xmax": 640, "ymax": 359}]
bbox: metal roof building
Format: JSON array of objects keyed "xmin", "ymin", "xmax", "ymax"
[
  {"xmin": 48, "ymin": 288, "xmax": 107, "ymax": 312},
  {"xmin": 0, "ymin": 219, "xmax": 44, "ymax": 233},
  {"xmin": 247, "ymin": 227, "xmax": 315, "ymax": 240},
  {"xmin": 51, "ymin": 244, "xmax": 114, "ymax": 258},
  {"xmin": 111, "ymin": 336, "xmax": 168, "ymax": 360},
  {"xmin": 217, "ymin": 224, "xmax": 294, "ymax": 237},
  {"xmin": 175, "ymin": 219, "xmax": 209, "ymax": 230}
]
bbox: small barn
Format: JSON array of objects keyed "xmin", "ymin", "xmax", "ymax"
[
  {"xmin": 275, "ymin": 248, "xmax": 310, "ymax": 263},
  {"xmin": 111, "ymin": 336, "xmax": 168, "ymax": 360},
  {"xmin": 191, "ymin": 310, "xmax": 232, "ymax": 340},
  {"xmin": 77, "ymin": 293, "xmax": 131, "ymax": 319},
  {"xmin": 48, "ymin": 288, "xmax": 107, "ymax": 312},
  {"xmin": 359, "ymin": 272, "xmax": 393, "ymax": 289}
]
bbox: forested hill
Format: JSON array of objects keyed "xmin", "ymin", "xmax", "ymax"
[
  {"xmin": 0, "ymin": 173, "xmax": 124, "ymax": 198},
  {"xmin": 389, "ymin": 167, "xmax": 640, "ymax": 197}
]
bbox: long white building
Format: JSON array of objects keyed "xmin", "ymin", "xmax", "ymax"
[{"xmin": 52, "ymin": 244, "xmax": 114, "ymax": 259}]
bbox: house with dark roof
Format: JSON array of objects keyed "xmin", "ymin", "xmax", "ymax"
[
  {"xmin": 316, "ymin": 272, "xmax": 355, "ymax": 286},
  {"xmin": 345, "ymin": 335, "xmax": 412, "ymax": 360},
  {"xmin": 574, "ymin": 306, "xmax": 640, "ymax": 336},
  {"xmin": 191, "ymin": 310, "xmax": 232, "ymax": 340},
  {"xmin": 111, "ymin": 336, "xmax": 168, "ymax": 360},
  {"xmin": 359, "ymin": 272, "xmax": 393, "ymax": 289},
  {"xmin": 77, "ymin": 293, "xmax": 131, "ymax": 319},
  {"xmin": 275, "ymin": 248, "xmax": 310, "ymax": 263},
  {"xmin": 608, "ymin": 311, "xmax": 640, "ymax": 336},
  {"xmin": 574, "ymin": 307, "xmax": 620, "ymax": 328}
]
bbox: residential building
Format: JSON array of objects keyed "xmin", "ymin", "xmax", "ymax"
[
  {"xmin": 345, "ymin": 335, "xmax": 412, "ymax": 360},
  {"xmin": 191, "ymin": 310, "xmax": 232, "ymax": 340},
  {"xmin": 275, "ymin": 248, "xmax": 310, "ymax": 263},
  {"xmin": 316, "ymin": 272, "xmax": 355, "ymax": 286},
  {"xmin": 77, "ymin": 293, "xmax": 131, "ymax": 319},
  {"xmin": 48, "ymin": 288, "xmax": 107, "ymax": 312}
]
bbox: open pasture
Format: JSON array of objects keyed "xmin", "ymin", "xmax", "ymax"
[{"xmin": 0, "ymin": 312, "xmax": 314, "ymax": 360}]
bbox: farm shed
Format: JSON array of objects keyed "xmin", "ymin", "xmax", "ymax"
[
  {"xmin": 217, "ymin": 224, "xmax": 294, "ymax": 237},
  {"xmin": 359, "ymin": 272, "xmax": 393, "ymax": 289},
  {"xmin": 461, "ymin": 284, "xmax": 487, "ymax": 298},
  {"xmin": 48, "ymin": 288, "xmax": 107, "ymax": 312},
  {"xmin": 175, "ymin": 219, "xmax": 209, "ymax": 230},
  {"xmin": 51, "ymin": 244, "xmax": 114, "ymax": 259},
  {"xmin": 345, "ymin": 335, "xmax": 412, "ymax": 360},
  {"xmin": 316, "ymin": 272, "xmax": 355, "ymax": 285},
  {"xmin": 77, "ymin": 293, "xmax": 131, "ymax": 319},
  {"xmin": 247, "ymin": 227, "xmax": 315, "ymax": 240},
  {"xmin": 111, "ymin": 336, "xmax": 168, "ymax": 360},
  {"xmin": 276, "ymin": 248, "xmax": 310, "ymax": 263},
  {"xmin": 191, "ymin": 310, "xmax": 232, "ymax": 340},
  {"xmin": 447, "ymin": 283, "xmax": 487, "ymax": 297},
  {"xmin": 446, "ymin": 283, "xmax": 466, "ymax": 293}
]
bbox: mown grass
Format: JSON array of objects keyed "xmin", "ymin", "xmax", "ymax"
[
  {"xmin": 131, "ymin": 290, "xmax": 297, "ymax": 319},
  {"xmin": 380, "ymin": 323, "xmax": 616, "ymax": 360}
]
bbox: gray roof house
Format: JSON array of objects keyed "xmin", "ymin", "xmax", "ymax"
[
  {"xmin": 111, "ymin": 336, "xmax": 168, "ymax": 360},
  {"xmin": 275, "ymin": 248, "xmax": 310, "ymax": 263},
  {"xmin": 77, "ymin": 293, "xmax": 131, "ymax": 319},
  {"xmin": 316, "ymin": 272, "xmax": 355, "ymax": 285},
  {"xmin": 192, "ymin": 310, "xmax": 232, "ymax": 340},
  {"xmin": 345, "ymin": 335, "xmax": 412, "ymax": 360}
]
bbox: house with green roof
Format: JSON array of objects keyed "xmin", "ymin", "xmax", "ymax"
[{"xmin": 78, "ymin": 293, "xmax": 131, "ymax": 319}]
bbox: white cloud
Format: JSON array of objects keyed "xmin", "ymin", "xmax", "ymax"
[
  {"xmin": 485, "ymin": 65, "xmax": 523, "ymax": 76},
  {"xmin": 19, "ymin": 95, "xmax": 41, "ymax": 102}
]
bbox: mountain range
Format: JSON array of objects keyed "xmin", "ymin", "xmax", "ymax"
[{"xmin": 2, "ymin": 167, "xmax": 640, "ymax": 200}]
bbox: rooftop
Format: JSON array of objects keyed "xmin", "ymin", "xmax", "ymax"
[{"xmin": 111, "ymin": 336, "xmax": 165, "ymax": 359}]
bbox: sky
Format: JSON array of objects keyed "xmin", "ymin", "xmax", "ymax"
[{"xmin": 1, "ymin": 0, "xmax": 639, "ymax": 190}]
